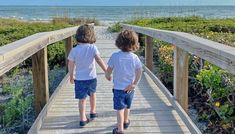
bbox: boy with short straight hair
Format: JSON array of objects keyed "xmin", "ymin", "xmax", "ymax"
[{"xmin": 105, "ymin": 30, "xmax": 142, "ymax": 134}]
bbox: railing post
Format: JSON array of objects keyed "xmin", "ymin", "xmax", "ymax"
[
  {"xmin": 32, "ymin": 47, "xmax": 49, "ymax": 116},
  {"xmin": 145, "ymin": 36, "xmax": 153, "ymax": 71},
  {"xmin": 65, "ymin": 36, "xmax": 73, "ymax": 73},
  {"xmin": 174, "ymin": 46, "xmax": 189, "ymax": 113}
]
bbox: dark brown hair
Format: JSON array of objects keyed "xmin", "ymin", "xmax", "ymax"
[
  {"xmin": 75, "ymin": 24, "xmax": 96, "ymax": 44},
  {"xmin": 115, "ymin": 30, "xmax": 139, "ymax": 52}
]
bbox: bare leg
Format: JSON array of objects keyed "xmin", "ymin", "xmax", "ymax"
[
  {"xmin": 117, "ymin": 109, "xmax": 124, "ymax": 132},
  {"xmin": 90, "ymin": 93, "xmax": 96, "ymax": 114},
  {"xmin": 124, "ymin": 108, "xmax": 130, "ymax": 123},
  {"xmin": 79, "ymin": 98, "xmax": 87, "ymax": 121}
]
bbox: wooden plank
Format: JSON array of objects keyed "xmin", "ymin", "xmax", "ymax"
[
  {"xmin": 121, "ymin": 24, "xmax": 235, "ymax": 75},
  {"xmin": 145, "ymin": 36, "xmax": 153, "ymax": 71},
  {"xmin": 47, "ymin": 27, "xmax": 77, "ymax": 45},
  {"xmin": 0, "ymin": 26, "xmax": 78, "ymax": 76},
  {"xmin": 28, "ymin": 75, "xmax": 70, "ymax": 134},
  {"xmin": 42, "ymin": 120, "xmax": 186, "ymax": 127},
  {"xmin": 143, "ymin": 66, "xmax": 201, "ymax": 134},
  {"xmin": 174, "ymin": 47, "xmax": 189, "ymax": 112},
  {"xmin": 0, "ymin": 33, "xmax": 49, "ymax": 76},
  {"xmin": 65, "ymin": 36, "xmax": 73, "ymax": 72},
  {"xmin": 38, "ymin": 129, "xmax": 190, "ymax": 134},
  {"xmin": 32, "ymin": 48, "xmax": 49, "ymax": 116},
  {"xmin": 0, "ymin": 32, "xmax": 48, "ymax": 60},
  {"xmin": 41, "ymin": 123, "xmax": 183, "ymax": 129}
]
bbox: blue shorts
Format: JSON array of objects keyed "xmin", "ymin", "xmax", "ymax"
[
  {"xmin": 74, "ymin": 79, "xmax": 97, "ymax": 99},
  {"xmin": 113, "ymin": 89, "xmax": 135, "ymax": 110}
]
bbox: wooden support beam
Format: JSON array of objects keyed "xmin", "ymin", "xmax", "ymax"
[
  {"xmin": 32, "ymin": 48, "xmax": 49, "ymax": 116},
  {"xmin": 65, "ymin": 36, "xmax": 73, "ymax": 73},
  {"xmin": 174, "ymin": 46, "xmax": 189, "ymax": 113},
  {"xmin": 145, "ymin": 36, "xmax": 153, "ymax": 71}
]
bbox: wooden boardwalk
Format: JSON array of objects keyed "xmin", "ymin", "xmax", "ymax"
[{"xmin": 31, "ymin": 40, "xmax": 194, "ymax": 134}]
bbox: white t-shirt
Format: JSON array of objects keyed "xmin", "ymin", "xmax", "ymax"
[
  {"xmin": 108, "ymin": 51, "xmax": 142, "ymax": 90},
  {"xmin": 68, "ymin": 43, "xmax": 100, "ymax": 80}
]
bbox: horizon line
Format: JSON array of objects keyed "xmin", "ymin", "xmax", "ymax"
[{"xmin": 0, "ymin": 5, "xmax": 235, "ymax": 6}]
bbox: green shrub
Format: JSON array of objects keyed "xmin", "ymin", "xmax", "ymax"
[
  {"xmin": 52, "ymin": 17, "xmax": 100, "ymax": 26},
  {"xmin": 0, "ymin": 18, "xmax": 74, "ymax": 69},
  {"xmin": 2, "ymin": 84, "xmax": 33, "ymax": 128},
  {"xmin": 107, "ymin": 22, "xmax": 122, "ymax": 32},
  {"xmin": 48, "ymin": 66, "xmax": 66, "ymax": 95},
  {"xmin": 196, "ymin": 66, "xmax": 223, "ymax": 91},
  {"xmin": 47, "ymin": 42, "xmax": 65, "ymax": 69},
  {"xmin": 196, "ymin": 65, "xmax": 235, "ymax": 119}
]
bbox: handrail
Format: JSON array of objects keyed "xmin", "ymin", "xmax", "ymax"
[
  {"xmin": 0, "ymin": 26, "xmax": 77, "ymax": 115},
  {"xmin": 0, "ymin": 26, "xmax": 78, "ymax": 76},
  {"xmin": 121, "ymin": 23, "xmax": 235, "ymax": 133},
  {"xmin": 121, "ymin": 24, "xmax": 235, "ymax": 75}
]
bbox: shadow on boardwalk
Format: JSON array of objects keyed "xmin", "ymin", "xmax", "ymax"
[{"xmin": 40, "ymin": 74, "xmax": 189, "ymax": 133}]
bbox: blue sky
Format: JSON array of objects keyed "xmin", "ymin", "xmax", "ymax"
[{"xmin": 0, "ymin": 0, "xmax": 235, "ymax": 6}]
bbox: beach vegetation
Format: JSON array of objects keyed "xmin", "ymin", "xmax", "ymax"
[
  {"xmin": 52, "ymin": 17, "xmax": 100, "ymax": 26},
  {"xmin": 0, "ymin": 18, "xmax": 70, "ymax": 133},
  {"xmin": 110, "ymin": 16, "xmax": 235, "ymax": 133},
  {"xmin": 107, "ymin": 22, "xmax": 122, "ymax": 32}
]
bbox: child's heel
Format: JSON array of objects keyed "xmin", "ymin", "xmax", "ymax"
[{"xmin": 90, "ymin": 113, "xmax": 98, "ymax": 120}]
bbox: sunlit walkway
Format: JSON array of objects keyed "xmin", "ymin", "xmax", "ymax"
[{"xmin": 29, "ymin": 40, "xmax": 192, "ymax": 134}]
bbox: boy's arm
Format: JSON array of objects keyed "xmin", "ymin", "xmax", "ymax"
[
  {"xmin": 105, "ymin": 66, "xmax": 113, "ymax": 81},
  {"xmin": 95, "ymin": 55, "xmax": 107, "ymax": 72},
  {"xmin": 124, "ymin": 68, "xmax": 142, "ymax": 92},
  {"xmin": 68, "ymin": 60, "xmax": 75, "ymax": 84}
]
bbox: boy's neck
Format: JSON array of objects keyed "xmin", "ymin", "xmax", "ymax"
[
  {"xmin": 78, "ymin": 42, "xmax": 89, "ymax": 45},
  {"xmin": 121, "ymin": 51, "xmax": 132, "ymax": 53}
]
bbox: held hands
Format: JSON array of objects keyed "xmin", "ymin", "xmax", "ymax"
[
  {"xmin": 70, "ymin": 77, "xmax": 74, "ymax": 84},
  {"xmin": 124, "ymin": 83, "xmax": 137, "ymax": 93},
  {"xmin": 105, "ymin": 67, "xmax": 112, "ymax": 81},
  {"xmin": 105, "ymin": 75, "xmax": 112, "ymax": 81}
]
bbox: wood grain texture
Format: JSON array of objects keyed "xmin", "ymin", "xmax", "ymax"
[
  {"xmin": 174, "ymin": 47, "xmax": 189, "ymax": 113},
  {"xmin": 65, "ymin": 36, "xmax": 73, "ymax": 73},
  {"xmin": 28, "ymin": 74, "xmax": 70, "ymax": 134},
  {"xmin": 32, "ymin": 48, "xmax": 49, "ymax": 115},
  {"xmin": 145, "ymin": 36, "xmax": 153, "ymax": 71},
  {"xmin": 0, "ymin": 26, "xmax": 78, "ymax": 76},
  {"xmin": 143, "ymin": 66, "xmax": 201, "ymax": 134},
  {"xmin": 121, "ymin": 24, "xmax": 235, "ymax": 75}
]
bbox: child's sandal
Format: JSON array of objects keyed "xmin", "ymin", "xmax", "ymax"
[
  {"xmin": 90, "ymin": 113, "xmax": 98, "ymax": 120},
  {"xmin": 79, "ymin": 118, "xmax": 90, "ymax": 127},
  {"xmin": 112, "ymin": 128, "xmax": 124, "ymax": 134},
  {"xmin": 124, "ymin": 119, "xmax": 130, "ymax": 129}
]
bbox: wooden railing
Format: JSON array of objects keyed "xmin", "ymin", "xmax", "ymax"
[
  {"xmin": 0, "ymin": 26, "xmax": 77, "ymax": 115},
  {"xmin": 122, "ymin": 24, "xmax": 235, "ymax": 133}
]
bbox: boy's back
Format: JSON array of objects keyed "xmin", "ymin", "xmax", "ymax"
[
  {"xmin": 67, "ymin": 24, "xmax": 107, "ymax": 127},
  {"xmin": 68, "ymin": 43, "xmax": 99, "ymax": 80},
  {"xmin": 105, "ymin": 30, "xmax": 142, "ymax": 134},
  {"xmin": 108, "ymin": 51, "xmax": 142, "ymax": 90}
]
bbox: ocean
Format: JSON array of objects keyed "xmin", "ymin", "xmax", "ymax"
[{"xmin": 0, "ymin": 6, "xmax": 235, "ymax": 22}]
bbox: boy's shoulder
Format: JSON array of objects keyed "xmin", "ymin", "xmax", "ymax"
[
  {"xmin": 130, "ymin": 52, "xmax": 138, "ymax": 57},
  {"xmin": 111, "ymin": 51, "xmax": 138, "ymax": 58},
  {"xmin": 73, "ymin": 44, "xmax": 97, "ymax": 49},
  {"xmin": 111, "ymin": 51, "xmax": 120, "ymax": 56}
]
